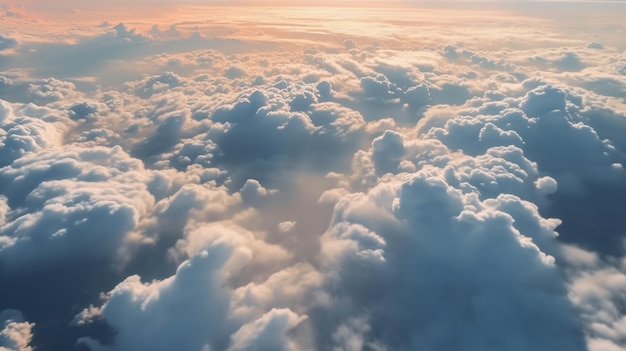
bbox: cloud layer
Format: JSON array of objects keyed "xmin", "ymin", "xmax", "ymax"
[{"xmin": 1, "ymin": 3, "xmax": 626, "ymax": 351}]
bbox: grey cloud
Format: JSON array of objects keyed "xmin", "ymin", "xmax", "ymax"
[
  {"xmin": 0, "ymin": 76, "xmax": 78, "ymax": 105},
  {"xmin": 417, "ymin": 83, "xmax": 626, "ymax": 259},
  {"xmin": 373, "ymin": 64, "xmax": 419, "ymax": 90},
  {"xmin": 371, "ymin": 130, "xmax": 406, "ymax": 175},
  {"xmin": 132, "ymin": 113, "xmax": 187, "ymax": 162},
  {"xmin": 78, "ymin": 246, "xmax": 235, "ymax": 351},
  {"xmin": 429, "ymin": 82, "xmax": 472, "ymax": 106},
  {"xmin": 527, "ymin": 51, "xmax": 586, "ymax": 73},
  {"xmin": 318, "ymin": 170, "xmax": 586, "ymax": 351},
  {"xmin": 423, "ymin": 85, "xmax": 624, "ymax": 191},
  {"xmin": 0, "ymin": 34, "xmax": 17, "ymax": 51},
  {"xmin": 2, "ymin": 24, "xmax": 263, "ymax": 84},
  {"xmin": 79, "ymin": 241, "xmax": 306, "ymax": 351},
  {"xmin": 204, "ymin": 89, "xmax": 364, "ymax": 187},
  {"xmin": 316, "ymin": 81, "xmax": 332, "ymax": 99},
  {"xmin": 135, "ymin": 71, "xmax": 185, "ymax": 99},
  {"xmin": 68, "ymin": 101, "xmax": 99, "ymax": 121},
  {"xmin": 0, "ymin": 100, "xmax": 64, "ymax": 167},
  {"xmin": 401, "ymin": 83, "xmax": 430, "ymax": 110},
  {"xmin": 225, "ymin": 66, "xmax": 246, "ymax": 79},
  {"xmin": 0, "ymin": 145, "xmax": 156, "ymax": 268},
  {"xmin": 443, "ymin": 45, "xmax": 460, "ymax": 60},
  {"xmin": 555, "ymin": 52, "xmax": 584, "ymax": 71},
  {"xmin": 360, "ymin": 75, "xmax": 394, "ymax": 99},
  {"xmin": 568, "ymin": 259, "xmax": 626, "ymax": 351},
  {"xmin": 587, "ymin": 42, "xmax": 604, "ymax": 50},
  {"xmin": 580, "ymin": 77, "xmax": 626, "ymax": 103},
  {"xmin": 343, "ymin": 39, "xmax": 356, "ymax": 50},
  {"xmin": 519, "ymin": 84, "xmax": 567, "ymax": 117},
  {"xmin": 240, "ymin": 179, "xmax": 276, "ymax": 205}
]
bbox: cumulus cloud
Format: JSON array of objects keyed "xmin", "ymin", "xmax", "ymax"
[
  {"xmin": 78, "ymin": 240, "xmax": 309, "ymax": 351},
  {"xmin": 422, "ymin": 84, "xmax": 624, "ymax": 192},
  {"xmin": 0, "ymin": 310, "xmax": 33, "ymax": 351},
  {"xmin": 0, "ymin": 145, "xmax": 158, "ymax": 268},
  {"xmin": 587, "ymin": 42, "xmax": 604, "ymax": 50},
  {"xmin": 228, "ymin": 308, "xmax": 307, "ymax": 351},
  {"xmin": 318, "ymin": 169, "xmax": 586, "ymax": 351},
  {"xmin": 0, "ymin": 100, "xmax": 64, "ymax": 167},
  {"xmin": 77, "ymin": 245, "xmax": 237, "ymax": 351}
]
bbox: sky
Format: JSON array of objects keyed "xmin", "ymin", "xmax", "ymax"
[{"xmin": 1, "ymin": 1, "xmax": 626, "ymax": 351}]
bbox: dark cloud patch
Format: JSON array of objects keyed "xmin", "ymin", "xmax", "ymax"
[
  {"xmin": 371, "ymin": 130, "xmax": 405, "ymax": 175},
  {"xmin": 546, "ymin": 182, "xmax": 626, "ymax": 256},
  {"xmin": 360, "ymin": 75, "xmax": 394, "ymax": 99},
  {"xmin": 586, "ymin": 42, "xmax": 604, "ymax": 49},
  {"xmin": 0, "ymin": 34, "xmax": 17, "ymax": 51},
  {"xmin": 555, "ymin": 52, "xmax": 584, "ymax": 71},
  {"xmin": 1, "ymin": 261, "xmax": 117, "ymax": 351},
  {"xmin": 225, "ymin": 66, "xmax": 246, "ymax": 79},
  {"xmin": 401, "ymin": 83, "xmax": 430, "ymax": 110},
  {"xmin": 581, "ymin": 77, "xmax": 626, "ymax": 102},
  {"xmin": 442, "ymin": 45, "xmax": 460, "ymax": 60},
  {"xmin": 343, "ymin": 39, "xmax": 356, "ymax": 50},
  {"xmin": 430, "ymin": 82, "xmax": 472, "ymax": 105},
  {"xmin": 373, "ymin": 64, "xmax": 417, "ymax": 90},
  {"xmin": 68, "ymin": 102, "xmax": 99, "ymax": 121},
  {"xmin": 520, "ymin": 84, "xmax": 567, "ymax": 117},
  {"xmin": 132, "ymin": 113, "xmax": 187, "ymax": 162}
]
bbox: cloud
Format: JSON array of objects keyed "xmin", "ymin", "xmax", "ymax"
[
  {"xmin": 0, "ymin": 144, "xmax": 156, "ymax": 268},
  {"xmin": 0, "ymin": 310, "xmax": 34, "ymax": 351},
  {"xmin": 1, "ymin": 4, "xmax": 626, "ymax": 351},
  {"xmin": 318, "ymin": 169, "xmax": 586, "ymax": 351},
  {"xmin": 278, "ymin": 221, "xmax": 297, "ymax": 233},
  {"xmin": 239, "ymin": 179, "xmax": 277, "ymax": 205},
  {"xmin": 224, "ymin": 66, "xmax": 246, "ymax": 79},
  {"xmin": 77, "ymin": 245, "xmax": 237, "ymax": 351},
  {"xmin": 0, "ymin": 34, "xmax": 17, "ymax": 51},
  {"xmin": 567, "ymin": 257, "xmax": 626, "ymax": 351},
  {"xmin": 227, "ymin": 308, "xmax": 307, "ymax": 351},
  {"xmin": 422, "ymin": 84, "xmax": 624, "ymax": 192},
  {"xmin": 371, "ymin": 130, "xmax": 406, "ymax": 175},
  {"xmin": 587, "ymin": 42, "xmax": 604, "ymax": 50},
  {"xmin": 0, "ymin": 100, "xmax": 65, "ymax": 167},
  {"xmin": 78, "ymin": 240, "xmax": 308, "ymax": 351}
]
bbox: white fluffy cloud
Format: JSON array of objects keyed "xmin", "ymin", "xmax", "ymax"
[
  {"xmin": 0, "ymin": 310, "xmax": 33, "ymax": 351},
  {"xmin": 0, "ymin": 145, "xmax": 156, "ymax": 268},
  {"xmin": 77, "ymin": 240, "xmax": 309, "ymax": 351},
  {"xmin": 318, "ymin": 167, "xmax": 584, "ymax": 350}
]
